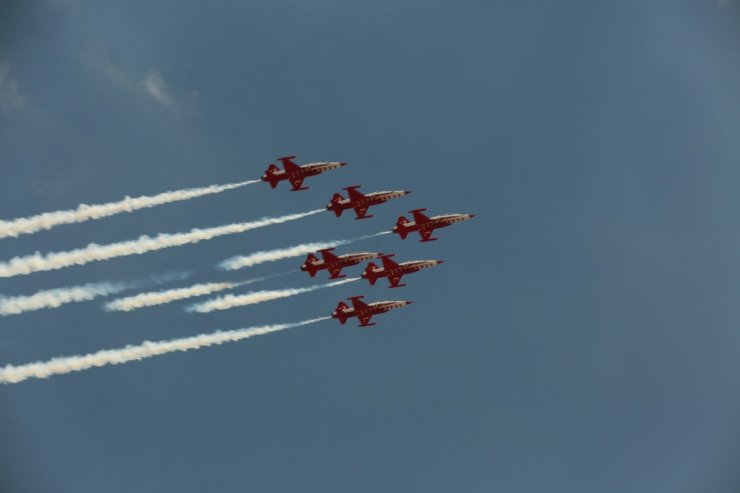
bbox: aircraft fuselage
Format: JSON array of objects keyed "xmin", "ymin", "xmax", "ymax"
[
  {"xmin": 393, "ymin": 213, "xmax": 475, "ymax": 242},
  {"xmin": 270, "ymin": 162, "xmax": 345, "ymax": 181},
  {"xmin": 362, "ymin": 260, "xmax": 443, "ymax": 287},
  {"xmin": 302, "ymin": 252, "xmax": 380, "ymax": 278},
  {"xmin": 328, "ymin": 189, "xmax": 411, "ymax": 219},
  {"xmin": 262, "ymin": 157, "xmax": 347, "ymax": 191},
  {"xmin": 332, "ymin": 300, "xmax": 412, "ymax": 327}
]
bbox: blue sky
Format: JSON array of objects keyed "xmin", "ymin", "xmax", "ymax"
[{"xmin": 2, "ymin": 1, "xmax": 740, "ymax": 492}]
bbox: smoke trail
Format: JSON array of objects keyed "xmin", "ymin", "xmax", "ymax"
[
  {"xmin": 219, "ymin": 231, "xmax": 390, "ymax": 271},
  {"xmin": 189, "ymin": 277, "xmax": 358, "ymax": 313},
  {"xmin": 0, "ymin": 317, "xmax": 329, "ymax": 384},
  {"xmin": 0, "ymin": 180, "xmax": 260, "ymax": 239},
  {"xmin": 0, "ymin": 271, "xmax": 190, "ymax": 316},
  {"xmin": 0, "ymin": 209, "xmax": 323, "ymax": 278},
  {"xmin": 0, "ymin": 282, "xmax": 133, "ymax": 316},
  {"xmin": 104, "ymin": 277, "xmax": 264, "ymax": 312}
]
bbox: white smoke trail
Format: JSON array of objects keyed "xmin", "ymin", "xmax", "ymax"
[
  {"xmin": 188, "ymin": 277, "xmax": 358, "ymax": 313},
  {"xmin": 0, "ymin": 271, "xmax": 190, "ymax": 316},
  {"xmin": 219, "ymin": 231, "xmax": 390, "ymax": 271},
  {"xmin": 0, "ymin": 317, "xmax": 329, "ymax": 384},
  {"xmin": 0, "ymin": 282, "xmax": 133, "ymax": 316},
  {"xmin": 0, "ymin": 209, "xmax": 323, "ymax": 278},
  {"xmin": 104, "ymin": 277, "xmax": 264, "ymax": 312},
  {"xmin": 0, "ymin": 180, "xmax": 260, "ymax": 239}
]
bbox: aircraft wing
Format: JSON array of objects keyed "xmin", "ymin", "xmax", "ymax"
[
  {"xmin": 388, "ymin": 274, "xmax": 405, "ymax": 288},
  {"xmin": 419, "ymin": 229, "xmax": 436, "ymax": 242},
  {"xmin": 349, "ymin": 296, "xmax": 369, "ymax": 311},
  {"xmin": 328, "ymin": 266, "xmax": 344, "ymax": 279},
  {"xmin": 411, "ymin": 209, "xmax": 431, "ymax": 224},
  {"xmin": 289, "ymin": 176, "xmax": 306, "ymax": 190},
  {"xmin": 319, "ymin": 248, "xmax": 340, "ymax": 263},
  {"xmin": 380, "ymin": 255, "xmax": 399, "ymax": 270},
  {"xmin": 346, "ymin": 186, "xmax": 366, "ymax": 201},
  {"xmin": 358, "ymin": 314, "xmax": 374, "ymax": 327},
  {"xmin": 353, "ymin": 205, "xmax": 370, "ymax": 219},
  {"xmin": 279, "ymin": 156, "xmax": 301, "ymax": 172}
]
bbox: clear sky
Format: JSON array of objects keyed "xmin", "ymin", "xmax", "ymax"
[{"xmin": 2, "ymin": 1, "xmax": 740, "ymax": 492}]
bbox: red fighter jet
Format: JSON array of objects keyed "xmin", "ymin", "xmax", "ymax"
[
  {"xmin": 301, "ymin": 248, "xmax": 381, "ymax": 279},
  {"xmin": 332, "ymin": 296, "xmax": 413, "ymax": 327},
  {"xmin": 262, "ymin": 155, "xmax": 347, "ymax": 191},
  {"xmin": 326, "ymin": 185, "xmax": 411, "ymax": 219},
  {"xmin": 362, "ymin": 254, "xmax": 443, "ymax": 288},
  {"xmin": 393, "ymin": 208, "xmax": 475, "ymax": 242}
]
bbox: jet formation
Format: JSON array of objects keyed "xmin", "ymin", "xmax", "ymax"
[{"xmin": 264, "ymin": 155, "xmax": 474, "ymax": 327}]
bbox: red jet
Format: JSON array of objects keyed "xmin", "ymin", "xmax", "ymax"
[
  {"xmin": 393, "ymin": 208, "xmax": 475, "ymax": 242},
  {"xmin": 362, "ymin": 254, "xmax": 443, "ymax": 288},
  {"xmin": 301, "ymin": 248, "xmax": 381, "ymax": 279},
  {"xmin": 327, "ymin": 185, "xmax": 411, "ymax": 219},
  {"xmin": 332, "ymin": 296, "xmax": 413, "ymax": 327},
  {"xmin": 262, "ymin": 155, "xmax": 347, "ymax": 191}
]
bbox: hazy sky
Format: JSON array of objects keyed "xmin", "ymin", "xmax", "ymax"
[{"xmin": 2, "ymin": 1, "xmax": 740, "ymax": 492}]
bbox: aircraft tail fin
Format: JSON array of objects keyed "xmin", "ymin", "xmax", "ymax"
[
  {"xmin": 303, "ymin": 254, "xmax": 319, "ymax": 277},
  {"xmin": 263, "ymin": 164, "xmax": 280, "ymax": 188},
  {"xmin": 306, "ymin": 253, "xmax": 319, "ymax": 262},
  {"xmin": 327, "ymin": 193, "xmax": 345, "ymax": 217},
  {"xmin": 334, "ymin": 301, "xmax": 349, "ymax": 324},
  {"xmin": 362, "ymin": 262, "xmax": 380, "ymax": 285},
  {"xmin": 394, "ymin": 216, "xmax": 410, "ymax": 239}
]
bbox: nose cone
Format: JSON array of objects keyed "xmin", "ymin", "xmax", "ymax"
[
  {"xmin": 468, "ymin": 214, "xmax": 475, "ymax": 219},
  {"xmin": 404, "ymin": 190, "xmax": 412, "ymax": 195},
  {"xmin": 339, "ymin": 162, "xmax": 349, "ymax": 167},
  {"xmin": 405, "ymin": 301, "xmax": 414, "ymax": 305},
  {"xmin": 436, "ymin": 260, "xmax": 444, "ymax": 265}
]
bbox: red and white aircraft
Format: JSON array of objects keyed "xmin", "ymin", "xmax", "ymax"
[
  {"xmin": 332, "ymin": 296, "xmax": 413, "ymax": 327},
  {"xmin": 362, "ymin": 254, "xmax": 443, "ymax": 288},
  {"xmin": 301, "ymin": 248, "xmax": 381, "ymax": 279},
  {"xmin": 262, "ymin": 155, "xmax": 347, "ymax": 191},
  {"xmin": 393, "ymin": 208, "xmax": 475, "ymax": 242},
  {"xmin": 326, "ymin": 185, "xmax": 411, "ymax": 219}
]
